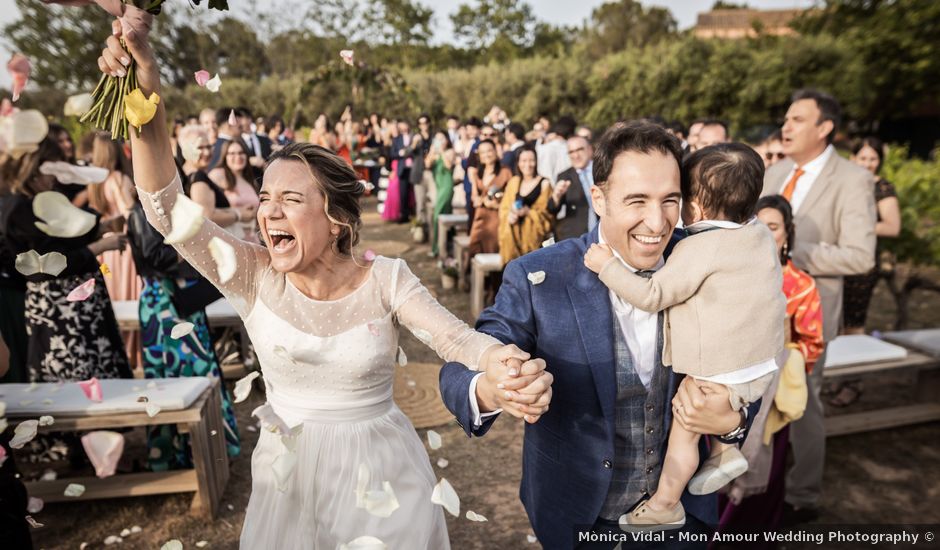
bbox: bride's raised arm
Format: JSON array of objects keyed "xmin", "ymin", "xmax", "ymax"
[{"xmin": 97, "ymin": 19, "xmax": 266, "ymax": 315}]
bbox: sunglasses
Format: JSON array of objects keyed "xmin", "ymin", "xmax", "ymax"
[
  {"xmin": 481, "ymin": 133, "xmax": 496, "ymax": 138},
  {"xmin": 765, "ymin": 152, "xmax": 786, "ymax": 160}
]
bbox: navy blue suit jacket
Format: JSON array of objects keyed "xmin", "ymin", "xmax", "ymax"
[{"xmin": 439, "ymin": 227, "xmax": 758, "ymax": 549}]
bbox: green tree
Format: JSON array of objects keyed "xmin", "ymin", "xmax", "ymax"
[
  {"xmin": 579, "ymin": 0, "xmax": 677, "ymax": 58},
  {"xmin": 451, "ymin": 0, "xmax": 537, "ymax": 50}
]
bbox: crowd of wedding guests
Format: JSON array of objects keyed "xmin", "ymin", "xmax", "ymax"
[{"xmin": 0, "ymin": 89, "xmax": 903, "ymax": 543}]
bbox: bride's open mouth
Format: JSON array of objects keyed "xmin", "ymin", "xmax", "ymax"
[{"xmin": 268, "ymin": 229, "xmax": 296, "ymax": 252}]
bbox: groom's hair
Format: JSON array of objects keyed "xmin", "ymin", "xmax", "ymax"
[{"xmin": 592, "ymin": 120, "xmax": 683, "ymax": 192}]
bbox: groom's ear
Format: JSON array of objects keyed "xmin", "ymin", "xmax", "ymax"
[{"xmin": 590, "ymin": 184, "xmax": 605, "ymax": 218}]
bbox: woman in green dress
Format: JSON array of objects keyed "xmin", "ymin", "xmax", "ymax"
[{"xmin": 424, "ymin": 131, "xmax": 456, "ymax": 257}]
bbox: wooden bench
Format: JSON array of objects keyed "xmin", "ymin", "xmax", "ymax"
[
  {"xmin": 5, "ymin": 378, "xmax": 229, "ymax": 518},
  {"xmin": 823, "ymin": 333, "xmax": 940, "ymax": 437},
  {"xmin": 436, "ymin": 213, "xmax": 469, "ymax": 262},
  {"xmin": 453, "ymin": 235, "xmax": 472, "ymax": 290},
  {"xmin": 470, "ymin": 253, "xmax": 504, "ymax": 319}
]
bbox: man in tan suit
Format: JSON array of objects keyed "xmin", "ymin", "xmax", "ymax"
[{"xmin": 762, "ymin": 89, "xmax": 876, "ymax": 522}]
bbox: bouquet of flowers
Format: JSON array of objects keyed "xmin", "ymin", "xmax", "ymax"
[{"xmin": 46, "ymin": 0, "xmax": 229, "ymax": 139}]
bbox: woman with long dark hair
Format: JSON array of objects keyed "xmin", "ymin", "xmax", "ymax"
[
  {"xmin": 209, "ymin": 137, "xmax": 261, "ymax": 243},
  {"xmin": 424, "ymin": 130, "xmax": 456, "ymax": 257},
  {"xmin": 466, "ymin": 139, "xmax": 511, "ymax": 260},
  {"xmin": 497, "ymin": 146, "xmax": 554, "ymax": 264}
]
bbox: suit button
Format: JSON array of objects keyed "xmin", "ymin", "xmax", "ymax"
[
  {"xmin": 647, "ymin": 448, "xmax": 654, "ymax": 455},
  {"xmin": 646, "ymin": 467, "xmax": 654, "ymax": 474},
  {"xmin": 646, "ymin": 405, "xmax": 654, "ymax": 412},
  {"xmin": 603, "ymin": 459, "xmax": 612, "ymax": 469},
  {"xmin": 646, "ymin": 427, "xmax": 654, "ymax": 434}
]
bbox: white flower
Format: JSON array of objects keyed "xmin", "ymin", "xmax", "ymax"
[{"xmin": 205, "ymin": 73, "xmax": 222, "ymax": 93}]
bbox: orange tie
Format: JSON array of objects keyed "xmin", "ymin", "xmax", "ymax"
[{"xmin": 781, "ymin": 168, "xmax": 805, "ymax": 202}]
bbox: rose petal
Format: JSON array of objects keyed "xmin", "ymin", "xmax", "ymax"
[
  {"xmin": 124, "ymin": 88, "xmax": 160, "ymax": 130},
  {"xmin": 1, "ymin": 109, "xmax": 48, "ymax": 158},
  {"xmin": 66, "ymin": 278, "xmax": 96, "ymax": 302},
  {"xmin": 339, "ymin": 50, "xmax": 355, "ymax": 66},
  {"xmin": 427, "ymin": 430, "xmax": 442, "ymax": 450},
  {"xmin": 81, "ymin": 431, "xmax": 124, "ymax": 478},
  {"xmin": 104, "ymin": 535, "xmax": 123, "ymax": 545},
  {"xmin": 10, "ymin": 419, "xmax": 39, "ymax": 449},
  {"xmin": 33, "ymin": 191, "xmax": 97, "ymax": 238},
  {"xmin": 527, "ymin": 534, "xmax": 538, "ymax": 543},
  {"xmin": 27, "ymin": 496, "xmax": 43, "ymax": 514},
  {"xmin": 0, "ymin": 446, "xmax": 7, "ymax": 468},
  {"xmin": 63, "ymin": 92, "xmax": 93, "ymax": 117},
  {"xmin": 131, "ymin": 526, "xmax": 142, "ymax": 534},
  {"xmin": 194, "ymin": 69, "xmax": 211, "ymax": 87},
  {"xmin": 100, "ymin": 263, "xmax": 111, "ymax": 276},
  {"xmin": 354, "ymin": 464, "xmax": 400, "ymax": 517},
  {"xmin": 78, "ymin": 377, "xmax": 103, "ymax": 402},
  {"xmin": 251, "ymin": 403, "xmax": 290, "ymax": 435},
  {"xmin": 23, "ymin": 382, "xmax": 38, "ymax": 393},
  {"xmin": 145, "ymin": 402, "xmax": 161, "ymax": 417},
  {"xmin": 437, "ymin": 457, "xmax": 449, "ymax": 469},
  {"xmin": 430, "ymin": 477, "xmax": 460, "ymax": 517},
  {"xmin": 38, "ymin": 415, "xmax": 54, "ymax": 427},
  {"xmin": 7, "ymin": 53, "xmax": 30, "ymax": 102},
  {"xmin": 233, "ymin": 371, "xmax": 260, "ymax": 403},
  {"xmin": 163, "ymin": 192, "xmax": 206, "ymax": 244},
  {"xmin": 120, "ymin": 528, "xmax": 131, "ymax": 537},
  {"xmin": 0, "ymin": 98, "xmax": 12, "ymax": 117},
  {"xmin": 196, "ymin": 542, "xmax": 209, "ymax": 548},
  {"xmin": 208, "ymin": 237, "xmax": 236, "ymax": 283},
  {"xmin": 160, "ymin": 541, "xmax": 184, "ymax": 550},
  {"xmin": 181, "ymin": 140, "xmax": 201, "ymax": 163},
  {"xmin": 25, "ymin": 516, "xmax": 43, "ymax": 528},
  {"xmin": 39, "ymin": 161, "xmax": 109, "ymax": 185},
  {"xmin": 64, "ymin": 483, "xmax": 86, "ymax": 497},
  {"xmin": 466, "ymin": 510, "xmax": 488, "ymax": 522},
  {"xmin": 228, "ymin": 109, "xmax": 237, "ymax": 127},
  {"xmin": 170, "ymin": 322, "xmax": 195, "ymax": 339},
  {"xmin": 40, "ymin": 469, "xmax": 56, "ymax": 481},
  {"xmin": 397, "ymin": 347, "xmax": 407, "ymax": 367},
  {"xmin": 366, "ymin": 322, "xmax": 380, "ymax": 336},
  {"xmin": 339, "ymin": 536, "xmax": 386, "ymax": 550},
  {"xmin": 13, "ymin": 250, "xmax": 67, "ymax": 277},
  {"xmin": 206, "ymin": 73, "xmax": 222, "ymax": 93},
  {"xmin": 41, "ymin": 398, "xmax": 53, "ymax": 405},
  {"xmin": 271, "ymin": 448, "xmax": 297, "ymax": 492},
  {"xmin": 363, "ymin": 249, "xmax": 376, "ymax": 261},
  {"xmin": 527, "ymin": 270, "xmax": 546, "ymax": 285}
]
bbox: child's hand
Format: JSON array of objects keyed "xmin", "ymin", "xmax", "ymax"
[{"xmin": 584, "ymin": 243, "xmax": 614, "ymax": 273}]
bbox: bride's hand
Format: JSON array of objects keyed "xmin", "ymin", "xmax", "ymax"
[{"xmin": 98, "ymin": 18, "xmax": 161, "ymax": 95}]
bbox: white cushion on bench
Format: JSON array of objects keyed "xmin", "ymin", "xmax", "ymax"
[
  {"xmin": 823, "ymin": 334, "xmax": 908, "ymax": 369},
  {"xmin": 882, "ymin": 328, "xmax": 940, "ymax": 358},
  {"xmin": 438, "ymin": 213, "xmax": 469, "ymax": 224},
  {"xmin": 472, "ymin": 253, "xmax": 503, "ymax": 271},
  {"xmin": 1, "ymin": 377, "xmax": 211, "ymax": 416}
]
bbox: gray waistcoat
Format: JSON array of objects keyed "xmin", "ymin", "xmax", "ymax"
[{"xmin": 600, "ymin": 312, "xmax": 669, "ymax": 520}]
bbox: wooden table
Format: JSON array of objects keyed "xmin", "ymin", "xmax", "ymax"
[
  {"xmin": 824, "ymin": 350, "xmax": 940, "ymax": 436},
  {"xmin": 9, "ymin": 378, "xmax": 230, "ymax": 518}
]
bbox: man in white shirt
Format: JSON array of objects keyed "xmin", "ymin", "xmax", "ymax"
[
  {"xmin": 762, "ymin": 89, "xmax": 876, "ymax": 524},
  {"xmin": 536, "ymin": 117, "xmax": 575, "ymax": 183},
  {"xmin": 440, "ymin": 120, "xmax": 753, "ymax": 548}
]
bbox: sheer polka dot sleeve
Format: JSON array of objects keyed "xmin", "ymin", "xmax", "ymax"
[
  {"xmin": 137, "ymin": 172, "xmax": 268, "ymax": 317},
  {"xmin": 390, "ymin": 258, "xmax": 500, "ymax": 369}
]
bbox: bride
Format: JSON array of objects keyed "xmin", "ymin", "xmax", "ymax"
[{"xmin": 96, "ymin": 19, "xmax": 553, "ymax": 550}]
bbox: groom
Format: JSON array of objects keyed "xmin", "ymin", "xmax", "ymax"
[{"xmin": 440, "ymin": 121, "xmax": 757, "ymax": 549}]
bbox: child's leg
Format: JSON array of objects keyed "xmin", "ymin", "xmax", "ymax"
[{"xmin": 646, "ymin": 417, "xmax": 700, "ymax": 511}]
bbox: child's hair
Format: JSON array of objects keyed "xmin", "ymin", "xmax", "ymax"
[{"xmin": 680, "ymin": 142, "xmax": 764, "ymax": 224}]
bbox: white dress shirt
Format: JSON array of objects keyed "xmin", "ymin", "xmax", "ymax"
[
  {"xmin": 536, "ymin": 138, "xmax": 572, "ymax": 184},
  {"xmin": 782, "ymin": 144, "xmax": 834, "ymax": 214}
]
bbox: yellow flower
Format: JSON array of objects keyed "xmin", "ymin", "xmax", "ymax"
[{"xmin": 124, "ymin": 88, "xmax": 160, "ymax": 131}]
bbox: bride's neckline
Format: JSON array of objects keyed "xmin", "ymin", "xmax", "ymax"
[{"xmin": 285, "ymin": 260, "xmax": 377, "ymax": 304}]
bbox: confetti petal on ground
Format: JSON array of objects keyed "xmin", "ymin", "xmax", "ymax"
[
  {"xmin": 64, "ymin": 483, "xmax": 86, "ymax": 497},
  {"xmin": 466, "ymin": 510, "xmax": 488, "ymax": 522},
  {"xmin": 145, "ymin": 402, "xmax": 161, "ymax": 417},
  {"xmin": 339, "ymin": 50, "xmax": 355, "ymax": 66},
  {"xmin": 397, "ymin": 347, "xmax": 407, "ymax": 367},
  {"xmin": 527, "ymin": 534, "xmax": 538, "ymax": 543},
  {"xmin": 120, "ymin": 528, "xmax": 131, "ymax": 537},
  {"xmin": 196, "ymin": 542, "xmax": 209, "ymax": 548},
  {"xmin": 339, "ymin": 536, "xmax": 386, "ymax": 550},
  {"xmin": 163, "ymin": 192, "xmax": 205, "ymax": 244},
  {"xmin": 78, "ymin": 377, "xmax": 103, "ymax": 402},
  {"xmin": 161, "ymin": 541, "xmax": 183, "ymax": 550},
  {"xmin": 38, "ymin": 415, "xmax": 54, "ymax": 427},
  {"xmin": 14, "ymin": 250, "xmax": 67, "ymax": 277},
  {"xmin": 427, "ymin": 430, "xmax": 442, "ymax": 450},
  {"xmin": 7, "ymin": 53, "xmax": 30, "ymax": 101},
  {"xmin": 81, "ymin": 431, "xmax": 124, "ymax": 478},
  {"xmin": 234, "ymin": 371, "xmax": 260, "ymax": 403},
  {"xmin": 206, "ymin": 73, "xmax": 222, "ymax": 93},
  {"xmin": 430, "ymin": 477, "xmax": 460, "ymax": 517},
  {"xmin": 64, "ymin": 92, "xmax": 94, "ymax": 117},
  {"xmin": 66, "ymin": 278, "xmax": 96, "ymax": 302},
  {"xmin": 25, "ymin": 515, "xmax": 43, "ymax": 528},
  {"xmin": 251, "ymin": 403, "xmax": 290, "ymax": 435},
  {"xmin": 130, "ymin": 526, "xmax": 142, "ymax": 534},
  {"xmin": 33, "ymin": 190, "xmax": 97, "ymax": 238},
  {"xmin": 10, "ymin": 419, "xmax": 38, "ymax": 449},
  {"xmin": 39, "ymin": 161, "xmax": 108, "ymax": 185},
  {"xmin": 194, "ymin": 70, "xmax": 211, "ymax": 87},
  {"xmin": 104, "ymin": 535, "xmax": 123, "ymax": 545},
  {"xmin": 171, "ymin": 322, "xmax": 195, "ymax": 339},
  {"xmin": 527, "ymin": 271, "xmax": 546, "ymax": 285},
  {"xmin": 27, "ymin": 496, "xmax": 43, "ymax": 514},
  {"xmin": 208, "ymin": 237, "xmax": 236, "ymax": 283},
  {"xmin": 437, "ymin": 457, "xmax": 449, "ymax": 468},
  {"xmin": 40, "ymin": 469, "xmax": 56, "ymax": 481}
]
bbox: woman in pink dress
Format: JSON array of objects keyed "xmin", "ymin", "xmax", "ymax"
[
  {"xmin": 209, "ymin": 138, "xmax": 261, "ymax": 243},
  {"xmin": 381, "ymin": 120, "xmax": 402, "ymax": 221}
]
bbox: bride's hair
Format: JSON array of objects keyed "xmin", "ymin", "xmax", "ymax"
[{"xmin": 266, "ymin": 142, "xmax": 364, "ymax": 256}]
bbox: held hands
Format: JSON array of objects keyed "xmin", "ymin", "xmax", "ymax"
[
  {"xmin": 671, "ymin": 378, "xmax": 741, "ymax": 435},
  {"xmin": 583, "ymin": 243, "xmax": 614, "ymax": 274},
  {"xmin": 478, "ymin": 344, "xmax": 553, "ymax": 424}
]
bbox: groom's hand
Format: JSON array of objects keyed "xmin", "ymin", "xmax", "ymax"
[
  {"xmin": 477, "ymin": 355, "xmax": 553, "ymax": 423},
  {"xmin": 671, "ymin": 378, "xmax": 740, "ymax": 435}
]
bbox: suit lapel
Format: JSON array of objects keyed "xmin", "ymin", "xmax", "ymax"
[
  {"xmin": 568, "ymin": 232, "xmax": 616, "ymax": 422},
  {"xmin": 797, "ymin": 154, "xmax": 839, "ymax": 216}
]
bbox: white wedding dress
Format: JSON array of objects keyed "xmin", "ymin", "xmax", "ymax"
[{"xmin": 140, "ymin": 174, "xmax": 499, "ymax": 549}]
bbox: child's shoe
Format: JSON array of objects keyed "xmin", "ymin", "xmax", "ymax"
[
  {"xmin": 618, "ymin": 499, "xmax": 685, "ymax": 532},
  {"xmin": 688, "ymin": 445, "xmax": 748, "ymax": 495}
]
